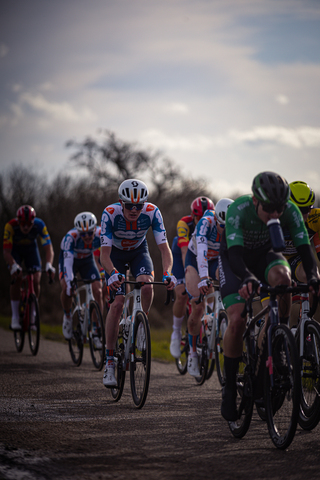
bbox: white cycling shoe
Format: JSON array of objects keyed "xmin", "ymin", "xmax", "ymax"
[
  {"xmin": 11, "ymin": 318, "xmax": 21, "ymax": 330},
  {"xmin": 62, "ymin": 314, "xmax": 72, "ymax": 340},
  {"xmin": 103, "ymin": 365, "xmax": 117, "ymax": 387},
  {"xmin": 187, "ymin": 354, "xmax": 200, "ymax": 377},
  {"xmin": 93, "ymin": 336, "xmax": 102, "ymax": 349},
  {"xmin": 170, "ymin": 334, "xmax": 182, "ymax": 358}
]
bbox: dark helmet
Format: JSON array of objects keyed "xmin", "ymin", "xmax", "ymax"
[
  {"xmin": 252, "ymin": 172, "xmax": 290, "ymax": 207},
  {"xmin": 16, "ymin": 205, "xmax": 36, "ymax": 224},
  {"xmin": 191, "ymin": 196, "xmax": 215, "ymax": 217}
]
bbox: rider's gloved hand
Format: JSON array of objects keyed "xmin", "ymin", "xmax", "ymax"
[
  {"xmin": 239, "ymin": 275, "xmax": 260, "ymax": 298},
  {"xmin": 307, "ymin": 276, "xmax": 320, "ymax": 296},
  {"xmin": 162, "ymin": 271, "xmax": 177, "ymax": 289},
  {"xmin": 10, "ymin": 263, "xmax": 22, "ymax": 276},
  {"xmin": 108, "ymin": 269, "xmax": 124, "ymax": 287},
  {"xmin": 46, "ymin": 262, "xmax": 56, "ymax": 276},
  {"xmin": 198, "ymin": 279, "xmax": 210, "ymax": 289}
]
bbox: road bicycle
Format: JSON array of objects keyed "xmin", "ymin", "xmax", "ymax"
[
  {"xmin": 13, "ymin": 268, "xmax": 53, "ymax": 356},
  {"xmin": 174, "ymin": 291, "xmax": 191, "ymax": 375},
  {"xmin": 109, "ymin": 279, "xmax": 171, "ymax": 409},
  {"xmin": 69, "ymin": 278, "xmax": 105, "ymax": 370},
  {"xmin": 291, "ymin": 286, "xmax": 320, "ymax": 431},
  {"xmin": 229, "ymin": 284, "xmax": 306, "ymax": 450}
]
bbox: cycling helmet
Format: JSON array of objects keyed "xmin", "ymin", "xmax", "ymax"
[
  {"xmin": 191, "ymin": 197, "xmax": 215, "ymax": 217},
  {"xmin": 16, "ymin": 205, "xmax": 36, "ymax": 224},
  {"xmin": 289, "ymin": 181, "xmax": 315, "ymax": 208},
  {"xmin": 74, "ymin": 212, "xmax": 97, "ymax": 232},
  {"xmin": 118, "ymin": 179, "xmax": 148, "ymax": 204},
  {"xmin": 214, "ymin": 198, "xmax": 234, "ymax": 225},
  {"xmin": 252, "ymin": 171, "xmax": 290, "ymax": 207}
]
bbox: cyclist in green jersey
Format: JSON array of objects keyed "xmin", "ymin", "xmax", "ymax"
[{"xmin": 218, "ymin": 171, "xmax": 320, "ymax": 422}]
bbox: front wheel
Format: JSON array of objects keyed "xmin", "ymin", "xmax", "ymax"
[
  {"xmin": 88, "ymin": 300, "xmax": 105, "ymax": 370},
  {"xmin": 264, "ymin": 324, "xmax": 300, "ymax": 450},
  {"xmin": 215, "ymin": 311, "xmax": 228, "ymax": 386},
  {"xmin": 297, "ymin": 320, "xmax": 320, "ymax": 431},
  {"xmin": 130, "ymin": 311, "xmax": 151, "ymax": 409},
  {"xmin": 195, "ymin": 337, "xmax": 208, "ymax": 385},
  {"xmin": 110, "ymin": 325, "xmax": 126, "ymax": 402},
  {"xmin": 68, "ymin": 302, "xmax": 84, "ymax": 366},
  {"xmin": 28, "ymin": 294, "xmax": 40, "ymax": 356}
]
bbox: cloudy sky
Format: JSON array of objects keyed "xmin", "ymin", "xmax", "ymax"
[{"xmin": 1, "ymin": 0, "xmax": 320, "ymax": 198}]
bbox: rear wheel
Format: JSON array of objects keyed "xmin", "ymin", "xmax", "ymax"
[
  {"xmin": 110, "ymin": 325, "xmax": 126, "ymax": 402},
  {"xmin": 28, "ymin": 293, "xmax": 40, "ymax": 356},
  {"xmin": 88, "ymin": 300, "xmax": 105, "ymax": 370},
  {"xmin": 264, "ymin": 325, "xmax": 300, "ymax": 450},
  {"xmin": 215, "ymin": 311, "xmax": 228, "ymax": 386},
  {"xmin": 130, "ymin": 311, "xmax": 151, "ymax": 409},
  {"xmin": 195, "ymin": 336, "xmax": 208, "ymax": 385},
  {"xmin": 68, "ymin": 302, "xmax": 84, "ymax": 366},
  {"xmin": 297, "ymin": 320, "xmax": 320, "ymax": 431}
]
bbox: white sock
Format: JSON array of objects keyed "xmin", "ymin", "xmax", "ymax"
[
  {"xmin": 173, "ymin": 315, "xmax": 184, "ymax": 329},
  {"xmin": 11, "ymin": 300, "xmax": 20, "ymax": 321}
]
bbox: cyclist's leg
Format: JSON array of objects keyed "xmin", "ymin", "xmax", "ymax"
[
  {"xmin": 171, "ymin": 237, "xmax": 188, "ymax": 345},
  {"xmin": 129, "ymin": 241, "xmax": 155, "ymax": 315},
  {"xmin": 24, "ymin": 245, "xmax": 42, "ymax": 298},
  {"xmin": 9, "ymin": 247, "xmax": 23, "ymax": 329},
  {"xmin": 59, "ymin": 251, "xmax": 74, "ymax": 339},
  {"xmin": 265, "ymin": 254, "xmax": 291, "ymax": 323}
]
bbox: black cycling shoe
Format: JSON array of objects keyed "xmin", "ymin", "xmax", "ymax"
[{"xmin": 221, "ymin": 386, "xmax": 238, "ymax": 421}]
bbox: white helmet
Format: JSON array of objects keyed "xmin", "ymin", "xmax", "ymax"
[
  {"xmin": 215, "ymin": 198, "xmax": 234, "ymax": 225},
  {"xmin": 74, "ymin": 212, "xmax": 97, "ymax": 232},
  {"xmin": 118, "ymin": 179, "xmax": 148, "ymax": 204}
]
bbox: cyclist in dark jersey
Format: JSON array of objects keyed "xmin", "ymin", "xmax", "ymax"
[
  {"xmin": 218, "ymin": 171, "xmax": 320, "ymax": 422},
  {"xmin": 3, "ymin": 205, "xmax": 55, "ymax": 330}
]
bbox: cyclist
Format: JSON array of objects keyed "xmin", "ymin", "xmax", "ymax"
[
  {"xmin": 3, "ymin": 205, "xmax": 55, "ymax": 330},
  {"xmin": 218, "ymin": 171, "xmax": 320, "ymax": 421},
  {"xmin": 59, "ymin": 212, "xmax": 103, "ymax": 342},
  {"xmin": 185, "ymin": 198, "xmax": 234, "ymax": 376},
  {"xmin": 169, "ymin": 196, "xmax": 215, "ymax": 358},
  {"xmin": 100, "ymin": 178, "xmax": 176, "ymax": 387},
  {"xmin": 284, "ymin": 181, "xmax": 320, "ymax": 282}
]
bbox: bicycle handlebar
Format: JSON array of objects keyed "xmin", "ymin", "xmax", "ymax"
[
  {"xmin": 195, "ymin": 278, "xmax": 216, "ymax": 305},
  {"xmin": 108, "ymin": 280, "xmax": 173, "ymax": 306}
]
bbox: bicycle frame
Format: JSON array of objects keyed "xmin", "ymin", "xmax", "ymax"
[{"xmin": 21, "ymin": 272, "xmax": 36, "ymax": 330}]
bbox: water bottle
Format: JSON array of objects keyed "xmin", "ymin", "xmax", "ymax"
[{"xmin": 267, "ymin": 219, "xmax": 285, "ymax": 252}]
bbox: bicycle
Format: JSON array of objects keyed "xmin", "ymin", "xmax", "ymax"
[
  {"xmin": 69, "ymin": 278, "xmax": 105, "ymax": 370},
  {"xmin": 291, "ymin": 286, "xmax": 320, "ymax": 431},
  {"xmin": 229, "ymin": 284, "xmax": 307, "ymax": 450},
  {"xmin": 109, "ymin": 279, "xmax": 172, "ymax": 409},
  {"xmin": 174, "ymin": 290, "xmax": 191, "ymax": 375},
  {"xmin": 13, "ymin": 267, "xmax": 53, "ymax": 356}
]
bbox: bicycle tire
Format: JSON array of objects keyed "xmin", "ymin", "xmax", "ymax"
[
  {"xmin": 228, "ymin": 354, "xmax": 253, "ymax": 438},
  {"xmin": 206, "ymin": 353, "xmax": 215, "ymax": 380},
  {"xmin": 215, "ymin": 311, "xmax": 228, "ymax": 386},
  {"xmin": 28, "ymin": 293, "xmax": 40, "ymax": 356},
  {"xmin": 68, "ymin": 302, "xmax": 84, "ymax": 366},
  {"xmin": 88, "ymin": 300, "xmax": 105, "ymax": 370},
  {"xmin": 296, "ymin": 320, "xmax": 320, "ymax": 431},
  {"xmin": 175, "ymin": 310, "xmax": 189, "ymax": 375},
  {"xmin": 110, "ymin": 329, "xmax": 126, "ymax": 402},
  {"xmin": 130, "ymin": 311, "xmax": 151, "ymax": 409},
  {"xmin": 14, "ymin": 298, "xmax": 26, "ymax": 353},
  {"xmin": 195, "ymin": 337, "xmax": 208, "ymax": 385},
  {"xmin": 264, "ymin": 324, "xmax": 301, "ymax": 450}
]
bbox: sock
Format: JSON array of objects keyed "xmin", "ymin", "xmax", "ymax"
[
  {"xmin": 223, "ymin": 356, "xmax": 241, "ymax": 391},
  {"xmin": 173, "ymin": 315, "xmax": 184, "ymax": 329},
  {"xmin": 188, "ymin": 334, "xmax": 199, "ymax": 356},
  {"xmin": 11, "ymin": 300, "xmax": 20, "ymax": 321},
  {"xmin": 63, "ymin": 309, "xmax": 71, "ymax": 317},
  {"xmin": 106, "ymin": 349, "xmax": 114, "ymax": 368}
]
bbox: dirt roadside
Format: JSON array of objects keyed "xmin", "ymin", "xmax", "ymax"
[{"xmin": 1, "ymin": 327, "xmax": 320, "ymax": 480}]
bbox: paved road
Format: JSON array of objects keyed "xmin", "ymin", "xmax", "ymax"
[{"xmin": 1, "ymin": 327, "xmax": 320, "ymax": 480}]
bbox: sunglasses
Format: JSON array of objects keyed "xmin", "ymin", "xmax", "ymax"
[
  {"xmin": 80, "ymin": 230, "xmax": 95, "ymax": 237},
  {"xmin": 261, "ymin": 203, "xmax": 286, "ymax": 214},
  {"xmin": 123, "ymin": 203, "xmax": 144, "ymax": 211},
  {"xmin": 299, "ymin": 206, "xmax": 312, "ymax": 214},
  {"xmin": 19, "ymin": 221, "xmax": 34, "ymax": 227}
]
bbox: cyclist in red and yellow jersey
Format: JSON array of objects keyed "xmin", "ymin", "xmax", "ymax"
[
  {"xmin": 3, "ymin": 205, "xmax": 55, "ymax": 330},
  {"xmin": 169, "ymin": 196, "xmax": 214, "ymax": 358}
]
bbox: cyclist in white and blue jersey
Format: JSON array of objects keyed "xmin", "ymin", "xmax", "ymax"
[
  {"xmin": 100, "ymin": 178, "xmax": 176, "ymax": 387},
  {"xmin": 59, "ymin": 212, "xmax": 103, "ymax": 341},
  {"xmin": 185, "ymin": 198, "xmax": 234, "ymax": 376}
]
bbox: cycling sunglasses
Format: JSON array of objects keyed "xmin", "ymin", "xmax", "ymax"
[
  {"xmin": 80, "ymin": 230, "xmax": 95, "ymax": 237},
  {"xmin": 261, "ymin": 203, "xmax": 286, "ymax": 214},
  {"xmin": 123, "ymin": 203, "xmax": 144, "ymax": 211},
  {"xmin": 19, "ymin": 221, "xmax": 34, "ymax": 227},
  {"xmin": 299, "ymin": 206, "xmax": 312, "ymax": 214}
]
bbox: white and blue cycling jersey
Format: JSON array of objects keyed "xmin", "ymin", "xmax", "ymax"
[
  {"xmin": 100, "ymin": 202, "xmax": 167, "ymax": 250},
  {"xmin": 188, "ymin": 211, "xmax": 222, "ymax": 278}
]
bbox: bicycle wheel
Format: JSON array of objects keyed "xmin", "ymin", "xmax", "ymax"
[
  {"xmin": 195, "ymin": 337, "xmax": 208, "ymax": 385},
  {"xmin": 228, "ymin": 353, "xmax": 253, "ymax": 438},
  {"xmin": 215, "ymin": 311, "xmax": 228, "ymax": 386},
  {"xmin": 206, "ymin": 351, "xmax": 215, "ymax": 380},
  {"xmin": 130, "ymin": 311, "xmax": 151, "ymax": 409},
  {"xmin": 264, "ymin": 324, "xmax": 301, "ymax": 450},
  {"xmin": 296, "ymin": 320, "xmax": 320, "ymax": 431},
  {"xmin": 68, "ymin": 302, "xmax": 84, "ymax": 366},
  {"xmin": 110, "ymin": 326, "xmax": 126, "ymax": 402},
  {"xmin": 175, "ymin": 309, "xmax": 189, "ymax": 375},
  {"xmin": 14, "ymin": 298, "xmax": 26, "ymax": 353},
  {"xmin": 88, "ymin": 300, "xmax": 105, "ymax": 370},
  {"xmin": 28, "ymin": 293, "xmax": 40, "ymax": 356}
]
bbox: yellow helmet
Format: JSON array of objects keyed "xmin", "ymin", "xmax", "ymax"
[{"xmin": 289, "ymin": 181, "xmax": 315, "ymax": 208}]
